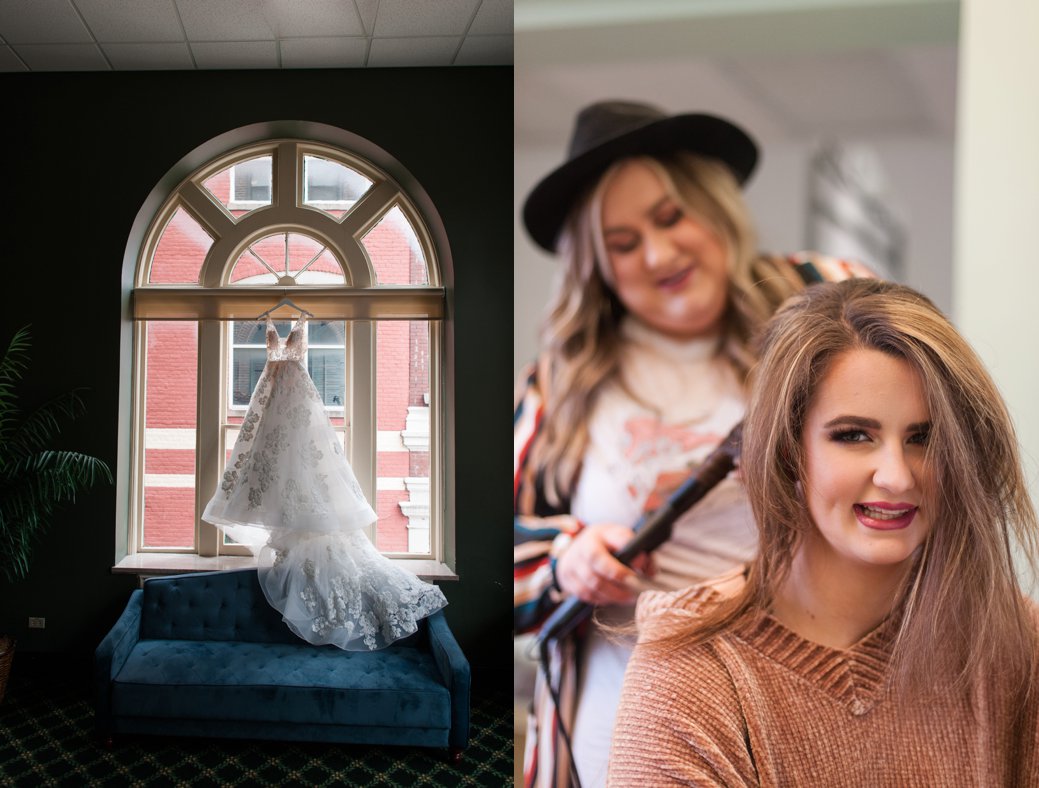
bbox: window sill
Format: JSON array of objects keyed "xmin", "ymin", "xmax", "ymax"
[{"xmin": 112, "ymin": 554, "xmax": 458, "ymax": 582}]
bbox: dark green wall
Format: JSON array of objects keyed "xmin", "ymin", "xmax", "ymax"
[{"xmin": 0, "ymin": 67, "xmax": 513, "ymax": 688}]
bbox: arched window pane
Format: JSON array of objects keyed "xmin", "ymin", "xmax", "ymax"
[
  {"xmin": 362, "ymin": 205, "xmax": 429, "ymax": 285},
  {"xmin": 131, "ymin": 136, "xmax": 444, "ymax": 565},
  {"xmin": 148, "ymin": 207, "xmax": 212, "ymax": 284},
  {"xmin": 228, "ymin": 251, "xmax": 276, "ymax": 284},
  {"xmin": 294, "ymin": 249, "xmax": 345, "ymax": 284},
  {"xmin": 227, "ymin": 232, "xmax": 346, "ymax": 285},
  {"xmin": 303, "ymin": 155, "xmax": 373, "ymax": 219},
  {"xmin": 201, "ymin": 155, "xmax": 272, "ymax": 220},
  {"xmin": 141, "ymin": 321, "xmax": 198, "ymax": 549},
  {"xmin": 375, "ymin": 320, "xmax": 430, "ymax": 554}
]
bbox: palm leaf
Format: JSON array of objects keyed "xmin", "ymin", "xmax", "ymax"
[
  {"xmin": 3, "ymin": 449, "xmax": 112, "ymax": 497},
  {"xmin": 0, "ymin": 508, "xmax": 38, "ymax": 583},
  {"xmin": 0, "ymin": 325, "xmax": 30, "ymax": 385},
  {"xmin": 0, "ymin": 325, "xmax": 111, "ymax": 582},
  {"xmin": 1, "ymin": 391, "xmax": 89, "ymax": 463},
  {"xmin": 0, "ymin": 326, "xmax": 30, "ymax": 438},
  {"xmin": 0, "ymin": 452, "xmax": 112, "ymax": 583}
]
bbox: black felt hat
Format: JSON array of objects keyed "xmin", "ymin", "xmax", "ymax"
[{"xmin": 522, "ymin": 100, "xmax": 759, "ymax": 253}]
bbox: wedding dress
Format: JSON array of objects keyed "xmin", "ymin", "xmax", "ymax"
[{"xmin": 202, "ymin": 314, "xmax": 446, "ymax": 651}]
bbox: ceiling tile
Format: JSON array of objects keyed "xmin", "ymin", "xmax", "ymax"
[
  {"xmin": 76, "ymin": 0, "xmax": 184, "ymax": 42},
  {"xmin": 262, "ymin": 0, "xmax": 364, "ymax": 37},
  {"xmin": 13, "ymin": 43, "xmax": 109, "ymax": 71},
  {"xmin": 455, "ymin": 34, "xmax": 510, "ymax": 66},
  {"xmin": 353, "ymin": 0, "xmax": 377, "ymax": 35},
  {"xmin": 374, "ymin": 0, "xmax": 480, "ymax": 37},
  {"xmin": 192, "ymin": 40, "xmax": 277, "ymax": 69},
  {"xmin": 176, "ymin": 0, "xmax": 275, "ymax": 41},
  {"xmin": 103, "ymin": 41, "xmax": 195, "ymax": 70},
  {"xmin": 0, "ymin": 44, "xmax": 27, "ymax": 71},
  {"xmin": 280, "ymin": 36, "xmax": 366, "ymax": 68},
  {"xmin": 0, "ymin": 0, "xmax": 92, "ymax": 44},
  {"xmin": 368, "ymin": 36, "xmax": 458, "ymax": 68},
  {"xmin": 469, "ymin": 0, "xmax": 512, "ymax": 36}
]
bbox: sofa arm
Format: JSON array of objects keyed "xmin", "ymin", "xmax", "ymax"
[
  {"xmin": 93, "ymin": 589, "xmax": 143, "ymax": 737},
  {"xmin": 426, "ymin": 610, "xmax": 471, "ymax": 750}
]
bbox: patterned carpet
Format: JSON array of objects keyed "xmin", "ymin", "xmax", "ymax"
[{"xmin": 0, "ymin": 676, "xmax": 513, "ymax": 787}]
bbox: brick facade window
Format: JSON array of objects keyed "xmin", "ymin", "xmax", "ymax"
[{"xmin": 129, "ymin": 138, "xmax": 446, "ymax": 566}]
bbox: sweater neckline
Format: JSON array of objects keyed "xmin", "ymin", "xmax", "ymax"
[
  {"xmin": 619, "ymin": 316, "xmax": 720, "ymax": 364},
  {"xmin": 733, "ymin": 607, "xmax": 898, "ymax": 716}
]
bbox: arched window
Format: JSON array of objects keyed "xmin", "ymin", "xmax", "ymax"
[{"xmin": 121, "ymin": 127, "xmax": 449, "ymax": 573}]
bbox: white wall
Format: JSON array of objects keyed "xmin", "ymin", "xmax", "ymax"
[
  {"xmin": 746, "ymin": 137, "xmax": 956, "ymax": 308},
  {"xmin": 514, "ymin": 147, "xmax": 562, "ymax": 375},
  {"xmin": 956, "ymin": 0, "xmax": 1039, "ymax": 515}
]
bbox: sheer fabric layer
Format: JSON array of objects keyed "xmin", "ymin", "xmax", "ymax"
[
  {"xmin": 202, "ymin": 315, "xmax": 446, "ymax": 651},
  {"xmin": 259, "ymin": 530, "xmax": 446, "ymax": 651}
]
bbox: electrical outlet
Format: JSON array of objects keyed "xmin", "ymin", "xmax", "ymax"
[{"xmin": 28, "ymin": 617, "xmax": 45, "ymax": 629}]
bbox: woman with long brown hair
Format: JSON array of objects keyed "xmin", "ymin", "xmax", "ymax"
[
  {"xmin": 610, "ymin": 278, "xmax": 1039, "ymax": 786},
  {"xmin": 514, "ymin": 99, "xmax": 870, "ymax": 787}
]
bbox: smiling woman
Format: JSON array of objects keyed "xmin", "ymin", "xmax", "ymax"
[
  {"xmin": 610, "ymin": 278, "xmax": 1039, "ymax": 786},
  {"xmin": 513, "ymin": 99, "xmax": 873, "ymax": 788},
  {"xmin": 599, "ymin": 158, "xmax": 732, "ymax": 340},
  {"xmin": 778, "ymin": 347, "xmax": 933, "ymax": 650}
]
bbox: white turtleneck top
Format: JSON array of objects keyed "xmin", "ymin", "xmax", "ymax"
[{"xmin": 569, "ymin": 316, "xmax": 757, "ymax": 589}]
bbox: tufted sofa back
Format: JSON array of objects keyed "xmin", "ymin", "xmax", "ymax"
[{"xmin": 140, "ymin": 569, "xmax": 300, "ymax": 644}]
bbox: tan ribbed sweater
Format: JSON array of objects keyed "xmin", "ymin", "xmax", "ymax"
[{"xmin": 609, "ymin": 583, "xmax": 1039, "ymax": 787}]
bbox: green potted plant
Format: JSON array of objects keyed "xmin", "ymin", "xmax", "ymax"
[{"xmin": 0, "ymin": 325, "xmax": 112, "ymax": 701}]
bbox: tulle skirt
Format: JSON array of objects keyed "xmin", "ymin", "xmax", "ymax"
[
  {"xmin": 203, "ymin": 357, "xmax": 446, "ymax": 650},
  {"xmin": 258, "ymin": 530, "xmax": 447, "ymax": 650}
]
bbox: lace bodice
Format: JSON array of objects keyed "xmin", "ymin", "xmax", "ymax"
[{"xmin": 267, "ymin": 314, "xmax": 307, "ymax": 362}]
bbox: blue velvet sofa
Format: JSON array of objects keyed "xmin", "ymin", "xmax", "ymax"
[{"xmin": 94, "ymin": 568, "xmax": 469, "ymax": 760}]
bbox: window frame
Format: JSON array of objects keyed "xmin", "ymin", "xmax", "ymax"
[{"xmin": 117, "ymin": 128, "xmax": 454, "ymax": 578}]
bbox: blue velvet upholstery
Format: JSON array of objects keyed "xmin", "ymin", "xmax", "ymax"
[
  {"xmin": 94, "ymin": 569, "xmax": 469, "ymax": 752},
  {"xmin": 139, "ymin": 569, "xmax": 301, "ymax": 644}
]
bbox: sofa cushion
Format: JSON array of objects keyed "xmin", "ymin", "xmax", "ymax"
[
  {"xmin": 111, "ymin": 640, "xmax": 451, "ymax": 730},
  {"xmin": 140, "ymin": 570, "xmax": 301, "ymax": 644}
]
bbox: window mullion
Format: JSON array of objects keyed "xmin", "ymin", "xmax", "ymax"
[
  {"xmin": 430, "ymin": 320, "xmax": 448, "ymax": 565},
  {"xmin": 275, "ymin": 141, "xmax": 298, "ymax": 210},
  {"xmin": 339, "ymin": 180, "xmax": 397, "ymax": 238},
  {"xmin": 351, "ymin": 321, "xmax": 377, "ymax": 544},
  {"xmin": 180, "ymin": 181, "xmax": 237, "ymax": 242},
  {"xmin": 130, "ymin": 321, "xmax": 148, "ymax": 552},
  {"xmin": 196, "ymin": 320, "xmax": 223, "ymax": 556}
]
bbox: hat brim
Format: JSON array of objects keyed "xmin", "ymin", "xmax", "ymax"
[{"xmin": 522, "ymin": 113, "xmax": 758, "ymax": 253}]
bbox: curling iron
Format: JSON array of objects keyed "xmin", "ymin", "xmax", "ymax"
[{"xmin": 535, "ymin": 421, "xmax": 744, "ymax": 647}]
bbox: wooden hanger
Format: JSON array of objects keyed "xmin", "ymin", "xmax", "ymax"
[{"xmin": 256, "ymin": 297, "xmax": 314, "ymax": 321}]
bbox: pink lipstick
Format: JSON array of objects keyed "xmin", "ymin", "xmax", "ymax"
[{"xmin": 854, "ymin": 501, "xmax": 917, "ymax": 531}]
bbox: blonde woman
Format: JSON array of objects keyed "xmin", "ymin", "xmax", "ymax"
[
  {"xmin": 514, "ymin": 100, "xmax": 870, "ymax": 787},
  {"xmin": 610, "ymin": 278, "xmax": 1039, "ymax": 786}
]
